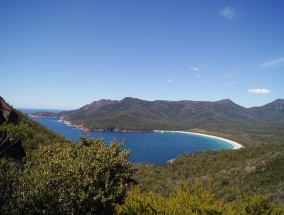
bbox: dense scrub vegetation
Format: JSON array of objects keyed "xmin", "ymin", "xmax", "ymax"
[
  {"xmin": 116, "ymin": 182, "xmax": 283, "ymax": 214},
  {"xmin": 1, "ymin": 140, "xmax": 283, "ymax": 214},
  {"xmin": 133, "ymin": 143, "xmax": 284, "ymax": 206},
  {"xmin": 1, "ymin": 133, "xmax": 135, "ymax": 214},
  {"xmin": 17, "ymin": 111, "xmax": 69, "ymax": 154}
]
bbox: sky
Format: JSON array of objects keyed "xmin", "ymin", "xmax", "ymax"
[{"xmin": 1, "ymin": 0, "xmax": 284, "ymax": 109}]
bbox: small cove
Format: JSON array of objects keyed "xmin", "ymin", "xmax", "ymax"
[{"xmin": 20, "ymin": 109, "xmax": 235, "ymax": 165}]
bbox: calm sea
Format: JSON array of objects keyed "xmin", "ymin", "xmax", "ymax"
[{"xmin": 19, "ymin": 108, "xmax": 233, "ymax": 165}]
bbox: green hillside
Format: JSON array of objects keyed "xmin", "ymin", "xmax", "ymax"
[
  {"xmin": 17, "ymin": 110, "xmax": 69, "ymax": 155},
  {"xmin": 133, "ymin": 143, "xmax": 284, "ymax": 203},
  {"xmin": 33, "ymin": 97, "xmax": 284, "ymax": 134}
]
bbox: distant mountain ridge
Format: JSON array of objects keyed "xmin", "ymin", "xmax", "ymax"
[{"xmin": 33, "ymin": 97, "xmax": 284, "ymax": 132}]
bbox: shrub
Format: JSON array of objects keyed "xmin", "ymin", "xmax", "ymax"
[{"xmin": 17, "ymin": 134, "xmax": 135, "ymax": 214}]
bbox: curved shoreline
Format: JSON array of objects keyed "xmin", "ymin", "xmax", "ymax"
[
  {"xmin": 30, "ymin": 116, "xmax": 244, "ymax": 149},
  {"xmin": 154, "ymin": 130, "xmax": 243, "ymax": 149}
]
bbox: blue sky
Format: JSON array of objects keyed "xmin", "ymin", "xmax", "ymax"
[{"xmin": 1, "ymin": 0, "xmax": 283, "ymax": 109}]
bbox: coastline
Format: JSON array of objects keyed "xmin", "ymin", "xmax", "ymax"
[
  {"xmin": 29, "ymin": 115, "xmax": 243, "ymax": 149},
  {"xmin": 154, "ymin": 130, "xmax": 243, "ymax": 149},
  {"xmin": 60, "ymin": 119, "xmax": 151, "ymax": 133}
]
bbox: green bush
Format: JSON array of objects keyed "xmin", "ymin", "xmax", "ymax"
[
  {"xmin": 116, "ymin": 181, "xmax": 226, "ymax": 214},
  {"xmin": 116, "ymin": 182, "xmax": 284, "ymax": 215},
  {"xmin": 16, "ymin": 134, "xmax": 135, "ymax": 214},
  {"xmin": 0, "ymin": 159, "xmax": 20, "ymax": 214}
]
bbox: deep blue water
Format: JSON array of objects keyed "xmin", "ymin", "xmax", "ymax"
[{"xmin": 18, "ymin": 108, "xmax": 234, "ymax": 165}]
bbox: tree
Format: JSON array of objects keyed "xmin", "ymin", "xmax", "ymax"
[
  {"xmin": 17, "ymin": 134, "xmax": 135, "ymax": 214},
  {"xmin": 0, "ymin": 124, "xmax": 30, "ymax": 161}
]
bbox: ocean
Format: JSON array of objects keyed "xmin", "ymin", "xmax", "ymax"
[{"xmin": 19, "ymin": 108, "xmax": 234, "ymax": 165}]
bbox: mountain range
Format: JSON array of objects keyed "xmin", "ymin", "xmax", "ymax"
[{"xmin": 32, "ymin": 97, "xmax": 284, "ymax": 132}]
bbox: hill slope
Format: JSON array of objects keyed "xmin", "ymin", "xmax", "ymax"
[
  {"xmin": 133, "ymin": 142, "xmax": 284, "ymax": 205},
  {"xmin": 34, "ymin": 97, "xmax": 284, "ymax": 133},
  {"xmin": 249, "ymin": 99, "xmax": 284, "ymax": 124},
  {"xmin": 0, "ymin": 97, "xmax": 69, "ymax": 159}
]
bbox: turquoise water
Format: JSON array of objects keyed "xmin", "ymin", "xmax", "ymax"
[{"xmin": 19, "ymin": 109, "xmax": 233, "ymax": 165}]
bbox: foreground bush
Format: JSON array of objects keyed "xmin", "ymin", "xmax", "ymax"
[
  {"xmin": 0, "ymin": 159, "xmax": 20, "ymax": 214},
  {"xmin": 116, "ymin": 181, "xmax": 284, "ymax": 215},
  {"xmin": 16, "ymin": 134, "xmax": 135, "ymax": 214}
]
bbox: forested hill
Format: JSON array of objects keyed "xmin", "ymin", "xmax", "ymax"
[{"xmin": 34, "ymin": 97, "xmax": 284, "ymax": 132}]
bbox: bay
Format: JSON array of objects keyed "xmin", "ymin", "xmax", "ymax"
[{"xmin": 19, "ymin": 108, "xmax": 234, "ymax": 165}]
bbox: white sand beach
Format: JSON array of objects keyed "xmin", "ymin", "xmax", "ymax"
[{"xmin": 154, "ymin": 130, "xmax": 243, "ymax": 149}]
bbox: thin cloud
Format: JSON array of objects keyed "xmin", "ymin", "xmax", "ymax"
[
  {"xmin": 168, "ymin": 78, "xmax": 174, "ymax": 83},
  {"xmin": 248, "ymin": 88, "xmax": 271, "ymax": 94},
  {"xmin": 191, "ymin": 67, "xmax": 200, "ymax": 72},
  {"xmin": 220, "ymin": 7, "xmax": 235, "ymax": 20},
  {"xmin": 260, "ymin": 57, "xmax": 284, "ymax": 68}
]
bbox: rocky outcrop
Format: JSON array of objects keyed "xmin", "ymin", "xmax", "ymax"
[
  {"xmin": 0, "ymin": 97, "xmax": 19, "ymax": 124},
  {"xmin": 0, "ymin": 97, "xmax": 25, "ymax": 161}
]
